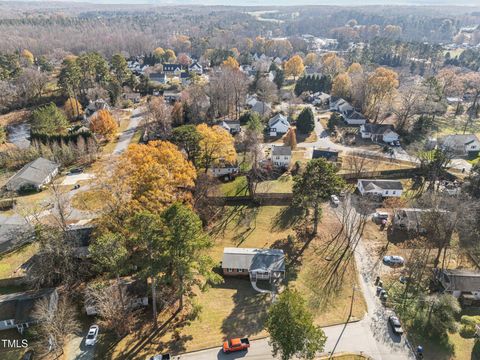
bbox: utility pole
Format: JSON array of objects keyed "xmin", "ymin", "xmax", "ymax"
[{"xmin": 329, "ymin": 285, "xmax": 356, "ymax": 360}]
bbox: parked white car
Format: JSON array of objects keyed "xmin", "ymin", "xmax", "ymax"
[
  {"xmin": 85, "ymin": 325, "xmax": 99, "ymax": 346},
  {"xmin": 383, "ymin": 255, "xmax": 405, "ymax": 267},
  {"xmin": 330, "ymin": 195, "xmax": 340, "ymax": 206}
]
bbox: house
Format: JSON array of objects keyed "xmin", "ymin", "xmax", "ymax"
[
  {"xmin": 220, "ymin": 120, "xmax": 241, "ymax": 134},
  {"xmin": 246, "ymin": 94, "xmax": 258, "ymax": 107},
  {"xmin": 0, "ymin": 288, "xmax": 58, "ymax": 333},
  {"xmin": 272, "ymin": 146, "xmax": 292, "ymax": 168},
  {"xmin": 6, "ymin": 157, "xmax": 60, "ymax": 192},
  {"xmin": 343, "ymin": 110, "xmax": 367, "ymax": 125},
  {"xmin": 188, "ymin": 61, "xmax": 203, "ymax": 74},
  {"xmin": 66, "ymin": 221, "xmax": 95, "ymax": 258},
  {"xmin": 330, "ymin": 98, "xmax": 353, "ymax": 114},
  {"xmin": 268, "ymin": 114, "xmax": 290, "ymax": 137},
  {"xmin": 85, "ymin": 278, "xmax": 148, "ymax": 316},
  {"xmin": 180, "ymin": 71, "xmax": 191, "ymax": 85},
  {"xmin": 393, "ymin": 208, "xmax": 427, "ymax": 233},
  {"xmin": 357, "ymin": 179, "xmax": 403, "ymax": 197},
  {"xmin": 437, "ymin": 134, "xmax": 480, "ymax": 157},
  {"xmin": 123, "ymin": 93, "xmax": 141, "ymax": 104},
  {"xmin": 434, "ymin": 269, "xmax": 480, "ymax": 301},
  {"xmin": 222, "ymin": 247, "xmax": 285, "ymax": 282},
  {"xmin": 208, "ymin": 164, "xmax": 239, "ymax": 179},
  {"xmin": 85, "ymin": 98, "xmax": 110, "ymax": 117},
  {"xmin": 162, "ymin": 63, "xmax": 183, "ymax": 75},
  {"xmin": 312, "ymin": 92, "xmax": 331, "ymax": 107},
  {"xmin": 360, "ymin": 124, "xmax": 399, "ymax": 143},
  {"xmin": 312, "ymin": 148, "xmax": 339, "ymax": 162},
  {"xmin": 149, "ymin": 72, "xmax": 168, "ymax": 85},
  {"xmin": 163, "ymin": 91, "xmax": 181, "ymax": 103},
  {"xmin": 251, "ymin": 101, "xmax": 272, "ymax": 117}
]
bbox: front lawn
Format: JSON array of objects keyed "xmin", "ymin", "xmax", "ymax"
[
  {"xmin": 71, "ymin": 189, "xmax": 110, "ymax": 212},
  {"xmin": 0, "ymin": 243, "xmax": 38, "ymax": 279}
]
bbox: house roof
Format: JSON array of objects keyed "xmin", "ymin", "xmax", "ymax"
[
  {"xmin": 362, "ymin": 124, "xmax": 396, "ymax": 135},
  {"xmin": 344, "ymin": 110, "xmax": 366, "ymax": 120},
  {"xmin": 222, "ymin": 248, "xmax": 285, "ymax": 273},
  {"xmin": 359, "ymin": 179, "xmax": 403, "ymax": 191},
  {"xmin": 439, "ymin": 134, "xmax": 480, "ymax": 149},
  {"xmin": 0, "ymin": 288, "xmax": 57, "ymax": 324},
  {"xmin": 272, "ymin": 146, "xmax": 291, "ymax": 156},
  {"xmin": 268, "ymin": 114, "xmax": 289, "ymax": 127},
  {"xmin": 163, "ymin": 63, "xmax": 183, "ymax": 71},
  {"xmin": 6, "ymin": 157, "xmax": 59, "ymax": 188},
  {"xmin": 251, "ymin": 101, "xmax": 271, "ymax": 114},
  {"xmin": 222, "ymin": 119, "xmax": 240, "ymax": 126},
  {"xmin": 312, "ymin": 149, "xmax": 339, "ymax": 161},
  {"xmin": 438, "ymin": 269, "xmax": 480, "ymax": 292}
]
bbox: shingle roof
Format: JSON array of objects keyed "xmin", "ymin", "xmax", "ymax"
[
  {"xmin": 362, "ymin": 124, "xmax": 395, "ymax": 135},
  {"xmin": 272, "ymin": 146, "xmax": 291, "ymax": 156},
  {"xmin": 6, "ymin": 157, "xmax": 59, "ymax": 189},
  {"xmin": 439, "ymin": 134, "xmax": 480, "ymax": 148},
  {"xmin": 222, "ymin": 248, "xmax": 285, "ymax": 273},
  {"xmin": 344, "ymin": 110, "xmax": 366, "ymax": 120},
  {"xmin": 359, "ymin": 179, "xmax": 403, "ymax": 191},
  {"xmin": 312, "ymin": 149, "xmax": 338, "ymax": 161},
  {"xmin": 440, "ymin": 269, "xmax": 480, "ymax": 292},
  {"xmin": 0, "ymin": 288, "xmax": 57, "ymax": 324},
  {"xmin": 268, "ymin": 114, "xmax": 289, "ymax": 127}
]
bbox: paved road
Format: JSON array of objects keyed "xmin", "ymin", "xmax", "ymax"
[
  {"xmin": 113, "ymin": 107, "xmax": 144, "ymax": 155},
  {"xmin": 298, "ymin": 107, "xmax": 471, "ymax": 173}
]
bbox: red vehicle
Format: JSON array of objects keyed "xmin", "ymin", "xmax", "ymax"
[{"xmin": 222, "ymin": 337, "xmax": 250, "ymax": 353}]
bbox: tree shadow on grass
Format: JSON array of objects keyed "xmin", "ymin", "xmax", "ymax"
[
  {"xmin": 219, "ymin": 277, "xmax": 269, "ymax": 340},
  {"xmin": 270, "ymin": 205, "xmax": 304, "ymax": 232}
]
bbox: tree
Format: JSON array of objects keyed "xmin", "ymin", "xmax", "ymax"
[
  {"xmin": 33, "ymin": 296, "xmax": 80, "ymax": 357},
  {"xmin": 364, "ymin": 67, "xmax": 399, "ymax": 122},
  {"xmin": 283, "ymin": 128, "xmax": 297, "ymax": 149},
  {"xmin": 21, "ymin": 49, "xmax": 34, "ymax": 65},
  {"xmin": 161, "ymin": 203, "xmax": 220, "ymax": 309},
  {"xmin": 465, "ymin": 163, "xmax": 480, "ymax": 199},
  {"xmin": 145, "ymin": 96, "xmax": 172, "ymax": 139},
  {"xmin": 331, "ymin": 72, "xmax": 352, "ymax": 99},
  {"xmin": 171, "ymin": 125, "xmax": 202, "ymax": 165},
  {"xmin": 327, "ymin": 112, "xmax": 342, "ymax": 132},
  {"xmin": 296, "ymin": 107, "xmax": 315, "ymax": 134},
  {"xmin": 293, "ymin": 158, "xmax": 345, "ymax": 235},
  {"xmin": 274, "ymin": 69, "xmax": 285, "ymax": 89},
  {"xmin": 321, "ymin": 53, "xmax": 345, "ymax": 78},
  {"xmin": 64, "ymin": 97, "xmax": 83, "ymax": 121},
  {"xmin": 111, "ymin": 53, "xmax": 130, "ymax": 84},
  {"xmin": 116, "ymin": 141, "xmax": 197, "ymax": 213},
  {"xmin": 265, "ymin": 289, "xmax": 326, "ymax": 360},
  {"xmin": 31, "ymin": 102, "xmax": 69, "ymax": 136},
  {"xmin": 0, "ymin": 125, "xmax": 6, "ymax": 144},
  {"xmin": 14, "ymin": 68, "xmax": 49, "ymax": 106},
  {"xmin": 222, "ymin": 56, "xmax": 239, "ymax": 70},
  {"xmin": 284, "ymin": 55, "xmax": 305, "ymax": 80},
  {"xmin": 196, "ymin": 124, "xmax": 236, "ymax": 173},
  {"xmin": 90, "ymin": 109, "xmax": 118, "ymax": 141},
  {"xmin": 256, "ymin": 76, "xmax": 278, "ymax": 109},
  {"xmin": 304, "ymin": 53, "xmax": 319, "ymax": 67}
]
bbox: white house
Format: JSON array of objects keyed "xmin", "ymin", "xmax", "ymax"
[
  {"xmin": 220, "ymin": 120, "xmax": 241, "ymax": 134},
  {"xmin": 343, "ymin": 110, "xmax": 367, "ymax": 125},
  {"xmin": 360, "ymin": 124, "xmax": 399, "ymax": 143},
  {"xmin": 149, "ymin": 72, "xmax": 168, "ymax": 85},
  {"xmin": 6, "ymin": 157, "xmax": 60, "ymax": 192},
  {"xmin": 357, "ymin": 179, "xmax": 403, "ymax": 197},
  {"xmin": 437, "ymin": 134, "xmax": 480, "ymax": 157},
  {"xmin": 162, "ymin": 63, "xmax": 183, "ymax": 75},
  {"xmin": 188, "ymin": 61, "xmax": 203, "ymax": 74},
  {"xmin": 209, "ymin": 164, "xmax": 239, "ymax": 179},
  {"xmin": 330, "ymin": 98, "xmax": 353, "ymax": 113},
  {"xmin": 268, "ymin": 114, "xmax": 290, "ymax": 137},
  {"xmin": 271, "ymin": 146, "xmax": 292, "ymax": 168}
]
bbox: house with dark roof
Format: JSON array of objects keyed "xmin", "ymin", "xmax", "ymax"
[
  {"xmin": 162, "ymin": 63, "xmax": 183, "ymax": 74},
  {"xmin": 357, "ymin": 179, "xmax": 403, "ymax": 197},
  {"xmin": 312, "ymin": 148, "xmax": 339, "ymax": 162},
  {"xmin": 437, "ymin": 134, "xmax": 480, "ymax": 157},
  {"xmin": 220, "ymin": 120, "xmax": 241, "ymax": 135},
  {"xmin": 343, "ymin": 110, "xmax": 367, "ymax": 125},
  {"xmin": 329, "ymin": 98, "xmax": 353, "ymax": 114},
  {"xmin": 188, "ymin": 61, "xmax": 203, "ymax": 74},
  {"xmin": 268, "ymin": 114, "xmax": 290, "ymax": 137},
  {"xmin": 435, "ymin": 269, "xmax": 480, "ymax": 300},
  {"xmin": 271, "ymin": 145, "xmax": 292, "ymax": 168},
  {"xmin": 251, "ymin": 101, "xmax": 272, "ymax": 117},
  {"xmin": 5, "ymin": 157, "xmax": 59, "ymax": 192},
  {"xmin": 149, "ymin": 72, "xmax": 168, "ymax": 85},
  {"xmin": 222, "ymin": 248, "xmax": 285, "ymax": 282},
  {"xmin": 0, "ymin": 288, "xmax": 58, "ymax": 333},
  {"xmin": 360, "ymin": 124, "xmax": 399, "ymax": 144}
]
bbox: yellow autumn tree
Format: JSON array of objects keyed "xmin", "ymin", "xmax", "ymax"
[
  {"xmin": 21, "ymin": 49, "xmax": 34, "ymax": 64},
  {"xmin": 321, "ymin": 53, "xmax": 346, "ymax": 78},
  {"xmin": 283, "ymin": 128, "xmax": 297, "ymax": 150},
  {"xmin": 165, "ymin": 49, "xmax": 176, "ymax": 62},
  {"xmin": 222, "ymin": 56, "xmax": 239, "ymax": 70},
  {"xmin": 89, "ymin": 109, "xmax": 118, "ymax": 142},
  {"xmin": 154, "ymin": 47, "xmax": 165, "ymax": 57},
  {"xmin": 116, "ymin": 141, "xmax": 196, "ymax": 213},
  {"xmin": 64, "ymin": 97, "xmax": 84, "ymax": 120},
  {"xmin": 347, "ymin": 62, "xmax": 363, "ymax": 74},
  {"xmin": 332, "ymin": 73, "xmax": 352, "ymax": 99},
  {"xmin": 364, "ymin": 67, "xmax": 399, "ymax": 121},
  {"xmin": 304, "ymin": 53, "xmax": 319, "ymax": 67},
  {"xmin": 196, "ymin": 124, "xmax": 237, "ymax": 173},
  {"xmin": 284, "ymin": 55, "xmax": 305, "ymax": 80}
]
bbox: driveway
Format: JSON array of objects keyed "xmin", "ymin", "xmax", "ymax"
[
  {"xmin": 61, "ymin": 173, "xmax": 96, "ymax": 186},
  {"xmin": 64, "ymin": 333, "xmax": 95, "ymax": 360},
  {"xmin": 113, "ymin": 107, "xmax": 144, "ymax": 155}
]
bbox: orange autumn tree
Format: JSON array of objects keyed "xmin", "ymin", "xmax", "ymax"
[
  {"xmin": 64, "ymin": 97, "xmax": 84, "ymax": 120},
  {"xmin": 196, "ymin": 124, "xmax": 236, "ymax": 173},
  {"xmin": 284, "ymin": 55, "xmax": 305, "ymax": 80},
  {"xmin": 222, "ymin": 56, "xmax": 239, "ymax": 70},
  {"xmin": 116, "ymin": 141, "xmax": 196, "ymax": 213},
  {"xmin": 90, "ymin": 109, "xmax": 118, "ymax": 141}
]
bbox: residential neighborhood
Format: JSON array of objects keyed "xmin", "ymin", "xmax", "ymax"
[{"xmin": 0, "ymin": 2, "xmax": 480, "ymax": 360}]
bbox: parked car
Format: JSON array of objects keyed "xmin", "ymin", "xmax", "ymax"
[
  {"xmin": 147, "ymin": 355, "xmax": 171, "ymax": 360},
  {"xmin": 223, "ymin": 338, "xmax": 250, "ymax": 353},
  {"xmin": 383, "ymin": 255, "xmax": 405, "ymax": 267},
  {"xmin": 330, "ymin": 195, "xmax": 340, "ymax": 206},
  {"xmin": 70, "ymin": 168, "xmax": 84, "ymax": 174},
  {"xmin": 85, "ymin": 325, "xmax": 99, "ymax": 346},
  {"xmin": 393, "ymin": 140, "xmax": 401, "ymax": 147},
  {"xmin": 72, "ymin": 184, "xmax": 80, "ymax": 190},
  {"xmin": 22, "ymin": 350, "xmax": 34, "ymax": 360},
  {"xmin": 374, "ymin": 212, "xmax": 389, "ymax": 221},
  {"xmin": 388, "ymin": 315, "xmax": 404, "ymax": 335}
]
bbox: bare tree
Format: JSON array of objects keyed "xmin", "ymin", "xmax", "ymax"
[
  {"xmin": 33, "ymin": 295, "xmax": 80, "ymax": 358},
  {"xmin": 144, "ymin": 96, "xmax": 172, "ymax": 139},
  {"xmin": 344, "ymin": 152, "xmax": 378, "ymax": 178}
]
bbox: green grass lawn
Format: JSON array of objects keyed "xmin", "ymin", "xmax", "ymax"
[
  {"xmin": 220, "ymin": 176, "xmax": 248, "ymax": 196},
  {"xmin": 0, "ymin": 243, "xmax": 38, "ymax": 279},
  {"xmin": 256, "ymin": 174, "xmax": 294, "ymax": 193}
]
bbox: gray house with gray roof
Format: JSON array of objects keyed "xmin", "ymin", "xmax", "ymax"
[
  {"xmin": 222, "ymin": 248, "xmax": 285, "ymax": 282},
  {"xmin": 5, "ymin": 157, "xmax": 59, "ymax": 192}
]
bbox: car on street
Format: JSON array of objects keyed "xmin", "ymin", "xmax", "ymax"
[
  {"xmin": 388, "ymin": 315, "xmax": 404, "ymax": 335},
  {"xmin": 223, "ymin": 337, "xmax": 250, "ymax": 353},
  {"xmin": 383, "ymin": 255, "xmax": 405, "ymax": 267},
  {"xmin": 85, "ymin": 325, "xmax": 99, "ymax": 346},
  {"xmin": 330, "ymin": 195, "xmax": 340, "ymax": 206},
  {"xmin": 147, "ymin": 354, "xmax": 171, "ymax": 360},
  {"xmin": 70, "ymin": 168, "xmax": 84, "ymax": 174}
]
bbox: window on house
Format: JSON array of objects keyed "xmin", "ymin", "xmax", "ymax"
[
  {"xmin": 226, "ymin": 268, "xmax": 233, "ymax": 272},
  {"xmin": 237, "ymin": 269, "xmax": 244, "ymax": 273},
  {"xmin": 385, "ymin": 191, "xmax": 389, "ymax": 195},
  {"xmin": 392, "ymin": 191, "xmax": 396, "ymax": 195},
  {"xmin": 4, "ymin": 320, "xmax": 14, "ymax": 326}
]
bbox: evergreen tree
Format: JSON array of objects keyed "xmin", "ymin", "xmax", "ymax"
[{"xmin": 296, "ymin": 107, "xmax": 315, "ymax": 134}]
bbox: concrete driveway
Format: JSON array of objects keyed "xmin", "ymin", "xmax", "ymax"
[
  {"xmin": 113, "ymin": 107, "xmax": 144, "ymax": 155},
  {"xmin": 65, "ymin": 333, "xmax": 95, "ymax": 360},
  {"xmin": 61, "ymin": 173, "xmax": 96, "ymax": 186}
]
